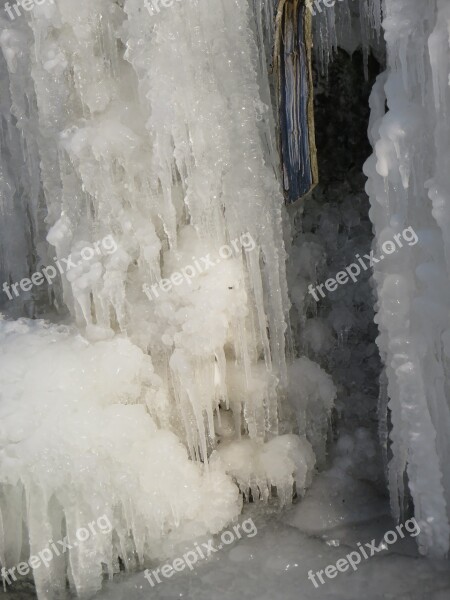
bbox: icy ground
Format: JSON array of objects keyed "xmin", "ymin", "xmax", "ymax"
[
  {"xmin": 5, "ymin": 429, "xmax": 449, "ymax": 600},
  {"xmin": 4, "ymin": 463, "xmax": 450, "ymax": 600},
  {"xmin": 90, "ymin": 462, "xmax": 450, "ymax": 600}
]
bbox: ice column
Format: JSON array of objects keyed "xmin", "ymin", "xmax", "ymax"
[
  {"xmin": 365, "ymin": 0, "xmax": 450, "ymax": 556},
  {"xmin": 0, "ymin": 0, "xmax": 292, "ymax": 460},
  {"xmin": 0, "ymin": 14, "xmax": 50, "ymax": 317},
  {"xmin": 0, "ymin": 0, "xmax": 317, "ymax": 596}
]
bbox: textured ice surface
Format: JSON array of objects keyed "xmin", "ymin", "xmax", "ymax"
[
  {"xmin": 91, "ymin": 458, "xmax": 450, "ymax": 600},
  {"xmin": 0, "ymin": 0, "xmax": 293, "ymax": 461},
  {"xmin": 0, "ymin": 318, "xmax": 241, "ymax": 597},
  {"xmin": 0, "ymin": 0, "xmax": 327, "ymax": 596},
  {"xmin": 364, "ymin": 0, "xmax": 450, "ymax": 556},
  {"xmin": 212, "ymin": 434, "xmax": 316, "ymax": 507}
]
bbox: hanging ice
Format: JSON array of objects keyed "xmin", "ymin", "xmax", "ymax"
[
  {"xmin": 0, "ymin": 0, "xmax": 335, "ymax": 596},
  {"xmin": 364, "ymin": 0, "xmax": 450, "ymax": 557}
]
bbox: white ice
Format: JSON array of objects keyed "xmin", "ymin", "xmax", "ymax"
[
  {"xmin": 364, "ymin": 0, "xmax": 450, "ymax": 557},
  {"xmin": 0, "ymin": 0, "xmax": 334, "ymax": 595}
]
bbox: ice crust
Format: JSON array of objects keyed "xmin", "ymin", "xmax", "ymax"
[
  {"xmin": 212, "ymin": 434, "xmax": 316, "ymax": 507},
  {"xmin": 0, "ymin": 318, "xmax": 326, "ymax": 597}
]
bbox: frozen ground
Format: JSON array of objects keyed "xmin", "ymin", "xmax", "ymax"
[
  {"xmin": 91, "ymin": 467, "xmax": 450, "ymax": 600},
  {"xmin": 2, "ymin": 423, "xmax": 449, "ymax": 600}
]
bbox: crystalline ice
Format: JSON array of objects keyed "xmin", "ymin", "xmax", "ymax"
[
  {"xmin": 0, "ymin": 0, "xmax": 324, "ymax": 594},
  {"xmin": 0, "ymin": 318, "xmax": 242, "ymax": 597},
  {"xmin": 364, "ymin": 0, "xmax": 450, "ymax": 557}
]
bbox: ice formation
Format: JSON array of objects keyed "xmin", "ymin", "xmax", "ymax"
[
  {"xmin": 4, "ymin": 0, "xmax": 450, "ymax": 594},
  {"xmin": 364, "ymin": 0, "xmax": 450, "ymax": 557},
  {"xmin": 212, "ymin": 433, "xmax": 316, "ymax": 506},
  {"xmin": 0, "ymin": 0, "xmax": 335, "ymax": 596},
  {"xmin": 0, "ymin": 317, "xmax": 242, "ymax": 596},
  {"xmin": 299, "ymin": 0, "xmax": 450, "ymax": 559},
  {"xmin": 0, "ymin": 0, "xmax": 293, "ymax": 455},
  {"xmin": 310, "ymin": 0, "xmax": 383, "ymax": 76}
]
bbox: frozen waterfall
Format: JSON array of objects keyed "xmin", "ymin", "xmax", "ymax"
[
  {"xmin": 0, "ymin": 0, "xmax": 332, "ymax": 597},
  {"xmin": 364, "ymin": 0, "xmax": 450, "ymax": 557},
  {"xmin": 2, "ymin": 0, "xmax": 450, "ymax": 597}
]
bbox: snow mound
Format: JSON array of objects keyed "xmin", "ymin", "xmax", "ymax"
[{"xmin": 0, "ymin": 318, "xmax": 241, "ymax": 598}]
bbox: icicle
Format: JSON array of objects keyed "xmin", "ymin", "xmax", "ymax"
[
  {"xmin": 365, "ymin": 0, "xmax": 450, "ymax": 556},
  {"xmin": 0, "ymin": 2, "xmax": 319, "ymax": 594}
]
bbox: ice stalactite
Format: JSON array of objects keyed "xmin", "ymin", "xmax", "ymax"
[
  {"xmin": 365, "ymin": 0, "xmax": 450, "ymax": 557},
  {"xmin": 122, "ymin": 0, "xmax": 293, "ymax": 453},
  {"xmin": 0, "ymin": 16, "xmax": 49, "ymax": 318},
  {"xmin": 0, "ymin": 0, "xmax": 293, "ymax": 460},
  {"xmin": 0, "ymin": 0, "xmax": 329, "ymax": 596},
  {"xmin": 0, "ymin": 318, "xmax": 242, "ymax": 597},
  {"xmin": 310, "ymin": 0, "xmax": 383, "ymax": 76}
]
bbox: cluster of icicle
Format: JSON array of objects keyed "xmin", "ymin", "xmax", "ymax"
[
  {"xmin": 310, "ymin": 0, "xmax": 383, "ymax": 76},
  {"xmin": 0, "ymin": 0, "xmax": 290, "ymax": 457},
  {"xmin": 364, "ymin": 0, "xmax": 450, "ymax": 557},
  {"xmin": 0, "ymin": 0, "xmax": 335, "ymax": 597}
]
